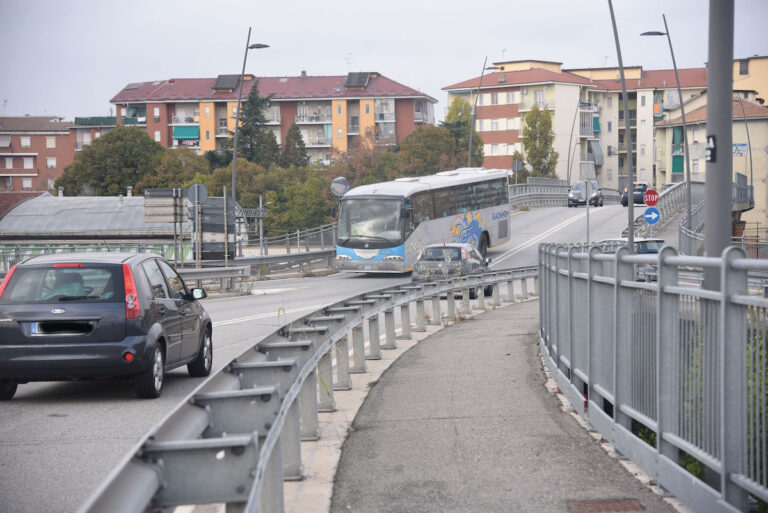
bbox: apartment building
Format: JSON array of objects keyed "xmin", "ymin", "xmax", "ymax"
[
  {"xmin": 655, "ymin": 91, "xmax": 768, "ymax": 230},
  {"xmin": 111, "ymin": 71, "xmax": 436, "ymax": 164}
]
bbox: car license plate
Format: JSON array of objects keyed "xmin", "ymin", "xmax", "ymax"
[{"xmin": 362, "ymin": 265, "xmax": 374, "ymax": 271}]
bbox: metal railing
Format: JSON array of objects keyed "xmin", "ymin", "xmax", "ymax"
[
  {"xmin": 625, "ymin": 181, "xmax": 706, "ymax": 239},
  {"xmin": 508, "ymin": 184, "xmax": 622, "ymax": 208},
  {"xmin": 241, "ymin": 223, "xmax": 337, "ymax": 257},
  {"xmin": 539, "ymin": 242, "xmax": 768, "ymax": 512},
  {"xmin": 80, "ymin": 267, "xmax": 539, "ymax": 513}
]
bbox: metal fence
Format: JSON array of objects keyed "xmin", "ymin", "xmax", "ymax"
[
  {"xmin": 80, "ymin": 267, "xmax": 539, "ymax": 513},
  {"xmin": 508, "ymin": 183, "xmax": 622, "ymax": 209},
  {"xmin": 240, "ymin": 223, "xmax": 337, "ymax": 257},
  {"xmin": 539, "ymin": 242, "xmax": 768, "ymax": 512}
]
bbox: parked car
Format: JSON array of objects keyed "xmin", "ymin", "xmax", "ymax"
[
  {"xmin": 621, "ymin": 181, "xmax": 650, "ymax": 206},
  {"xmin": 0, "ymin": 252, "xmax": 213, "ymax": 400},
  {"xmin": 568, "ymin": 180, "xmax": 603, "ymax": 207},
  {"xmin": 411, "ymin": 243, "xmax": 492, "ymax": 298},
  {"xmin": 596, "ymin": 238, "xmax": 666, "ymax": 280}
]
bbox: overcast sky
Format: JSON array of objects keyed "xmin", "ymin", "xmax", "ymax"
[{"xmin": 2, "ymin": 0, "xmax": 766, "ymax": 122}]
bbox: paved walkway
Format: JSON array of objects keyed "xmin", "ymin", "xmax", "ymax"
[{"xmin": 328, "ymin": 300, "xmax": 683, "ymax": 513}]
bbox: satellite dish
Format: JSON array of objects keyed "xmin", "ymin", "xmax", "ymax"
[
  {"xmin": 330, "ymin": 176, "xmax": 350, "ymax": 198},
  {"xmin": 187, "ymin": 182, "xmax": 208, "ymax": 204}
]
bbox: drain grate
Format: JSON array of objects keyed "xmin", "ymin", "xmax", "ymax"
[{"xmin": 567, "ymin": 498, "xmax": 645, "ymax": 513}]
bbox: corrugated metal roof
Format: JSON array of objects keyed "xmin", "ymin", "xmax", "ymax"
[
  {"xmin": 0, "ymin": 194, "xmax": 191, "ymax": 237},
  {"xmin": 0, "ymin": 116, "xmax": 73, "ymax": 132}
]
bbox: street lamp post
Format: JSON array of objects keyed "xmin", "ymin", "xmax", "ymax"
[
  {"xmin": 467, "ymin": 58, "xmax": 501, "ymax": 167},
  {"xmin": 641, "ymin": 14, "xmax": 692, "ymax": 230},
  {"xmin": 231, "ymin": 27, "xmax": 268, "ymax": 205}
]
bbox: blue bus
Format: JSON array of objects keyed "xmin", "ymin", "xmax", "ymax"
[{"xmin": 335, "ymin": 168, "xmax": 510, "ymax": 273}]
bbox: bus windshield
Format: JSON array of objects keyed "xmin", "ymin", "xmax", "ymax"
[{"xmin": 338, "ymin": 198, "xmax": 403, "ymax": 246}]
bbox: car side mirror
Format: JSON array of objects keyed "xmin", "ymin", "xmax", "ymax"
[
  {"xmin": 484, "ymin": 257, "xmax": 492, "ymax": 265},
  {"xmin": 191, "ymin": 288, "xmax": 207, "ymax": 300}
]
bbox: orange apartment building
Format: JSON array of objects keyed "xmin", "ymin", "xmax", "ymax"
[{"xmin": 110, "ymin": 71, "xmax": 436, "ymax": 164}]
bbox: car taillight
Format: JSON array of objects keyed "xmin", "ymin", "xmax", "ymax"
[
  {"xmin": 461, "ymin": 248, "xmax": 468, "ymax": 260},
  {"xmin": 0, "ymin": 265, "xmax": 17, "ymax": 299},
  {"xmin": 122, "ymin": 264, "xmax": 140, "ymax": 319},
  {"xmin": 52, "ymin": 263, "xmax": 83, "ymax": 268}
]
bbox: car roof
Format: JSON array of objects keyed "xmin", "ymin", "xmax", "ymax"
[{"xmin": 18, "ymin": 252, "xmax": 159, "ymax": 266}]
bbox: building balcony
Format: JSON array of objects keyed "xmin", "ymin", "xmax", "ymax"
[
  {"xmin": 265, "ymin": 114, "xmax": 281, "ymax": 124},
  {"xmin": 414, "ymin": 111, "xmax": 429, "ymax": 123},
  {"xmin": 216, "ymin": 127, "xmax": 229, "ymax": 137},
  {"xmin": 171, "ymin": 115, "xmax": 198, "ymax": 124},
  {"xmin": 296, "ymin": 113, "xmax": 331, "ymax": 123},
  {"xmin": 618, "ymin": 143, "xmax": 637, "ymax": 153},
  {"xmin": 121, "ymin": 117, "xmax": 146, "ymax": 126},
  {"xmin": 376, "ymin": 134, "xmax": 396, "ymax": 145},
  {"xmin": 348, "ymin": 124, "xmax": 360, "ymax": 135},
  {"xmin": 306, "ymin": 137, "xmax": 332, "ymax": 147},
  {"xmin": 375, "ymin": 112, "xmax": 395, "ymax": 122},
  {"xmin": 519, "ymin": 97, "xmax": 556, "ymax": 111}
]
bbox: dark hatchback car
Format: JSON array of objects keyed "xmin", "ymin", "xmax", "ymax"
[
  {"xmin": 0, "ymin": 253, "xmax": 212, "ymax": 400},
  {"xmin": 621, "ymin": 181, "xmax": 649, "ymax": 206},
  {"xmin": 568, "ymin": 180, "xmax": 603, "ymax": 207},
  {"xmin": 411, "ymin": 243, "xmax": 492, "ymax": 298}
]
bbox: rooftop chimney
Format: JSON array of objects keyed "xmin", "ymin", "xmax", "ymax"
[
  {"xmin": 127, "ymin": 186, "xmax": 133, "ymax": 197},
  {"xmin": 58, "ymin": 186, "xmax": 64, "ymax": 198},
  {"xmin": 301, "ymin": 69, "xmax": 307, "ymax": 77}
]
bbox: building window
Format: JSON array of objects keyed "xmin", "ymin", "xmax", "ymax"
[
  {"xmin": 477, "ymin": 93, "xmax": 484, "ymax": 106},
  {"xmin": 640, "ymin": 168, "xmax": 646, "ymax": 180},
  {"xmin": 2, "ymin": 177, "xmax": 11, "ymax": 190},
  {"xmin": 641, "ymin": 119, "xmax": 646, "ymax": 129},
  {"xmin": 607, "ymin": 169, "xmax": 613, "ymax": 181},
  {"xmin": 491, "ymin": 92, "xmax": 498, "ymax": 105},
  {"xmin": 607, "ymin": 97, "xmax": 612, "ymax": 109},
  {"xmin": 154, "ymin": 130, "xmax": 161, "ymax": 142},
  {"xmin": 477, "ymin": 119, "xmax": 484, "ymax": 131},
  {"xmin": 121, "ymin": 108, "xmax": 127, "ymax": 117},
  {"xmin": 22, "ymin": 178, "xmax": 32, "ymax": 189},
  {"xmin": 95, "ymin": 131, "xmax": 101, "ymax": 139},
  {"xmin": 337, "ymin": 128, "xmax": 342, "ymax": 139},
  {"xmin": 506, "ymin": 92, "xmax": 516, "ymax": 104},
  {"xmin": 4, "ymin": 157, "xmax": 12, "ymax": 169},
  {"xmin": 232, "ymin": 106, "xmax": 238, "ymax": 116},
  {"xmin": 46, "ymin": 157, "xmax": 56, "ymax": 168},
  {"xmin": 365, "ymin": 103, "xmax": 370, "ymax": 115},
  {"xmin": 205, "ymin": 130, "xmax": 210, "ymax": 141},
  {"xmin": 47, "ymin": 178, "xmax": 55, "ymax": 189},
  {"xmin": 205, "ymin": 106, "xmax": 210, "ymax": 117},
  {"xmin": 153, "ymin": 106, "xmax": 160, "ymax": 122},
  {"xmin": 641, "ymin": 95, "xmax": 646, "ymax": 107},
  {"xmin": 491, "ymin": 119, "xmax": 498, "ymax": 131},
  {"xmin": 23, "ymin": 157, "xmax": 33, "ymax": 169},
  {"xmin": 46, "ymin": 136, "xmax": 56, "ymax": 149},
  {"xmin": 20, "ymin": 136, "xmax": 31, "ymax": 148},
  {"xmin": 693, "ymin": 159, "xmax": 699, "ymax": 173},
  {"xmin": 337, "ymin": 104, "xmax": 342, "ymax": 115},
  {"xmin": 491, "ymin": 144, "xmax": 498, "ymax": 156},
  {"xmin": 640, "ymin": 144, "xmax": 646, "ymax": 156},
  {"xmin": 739, "ymin": 60, "xmax": 749, "ymax": 75},
  {"xmin": 607, "ymin": 121, "xmax": 612, "ymax": 132}
]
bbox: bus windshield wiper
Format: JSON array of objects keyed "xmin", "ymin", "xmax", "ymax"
[{"xmin": 349, "ymin": 235, "xmax": 390, "ymax": 242}]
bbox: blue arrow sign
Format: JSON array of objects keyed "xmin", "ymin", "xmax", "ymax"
[{"xmin": 644, "ymin": 207, "xmax": 661, "ymax": 225}]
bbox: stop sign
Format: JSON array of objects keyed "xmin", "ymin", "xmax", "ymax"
[{"xmin": 643, "ymin": 189, "xmax": 659, "ymax": 206}]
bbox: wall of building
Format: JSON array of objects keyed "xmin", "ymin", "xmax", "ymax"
[
  {"xmin": 0, "ymin": 131, "xmax": 73, "ymax": 192},
  {"xmin": 395, "ymin": 99, "xmax": 415, "ymax": 143},
  {"xmin": 732, "ymin": 56, "xmax": 768, "ymax": 100},
  {"xmin": 360, "ymin": 99, "xmax": 375, "ymax": 146},
  {"xmin": 199, "ymin": 102, "xmax": 216, "ymax": 153},
  {"xmin": 733, "ymin": 118, "xmax": 767, "ymax": 230},
  {"xmin": 331, "ymin": 100, "xmax": 347, "ymax": 154},
  {"xmin": 553, "ymin": 84, "xmax": 581, "ymax": 181}
]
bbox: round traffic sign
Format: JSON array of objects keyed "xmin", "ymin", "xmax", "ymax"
[
  {"xmin": 644, "ymin": 207, "xmax": 661, "ymax": 225},
  {"xmin": 643, "ymin": 188, "xmax": 659, "ymax": 206}
]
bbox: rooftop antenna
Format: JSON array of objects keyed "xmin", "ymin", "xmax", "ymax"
[
  {"xmin": 2, "ymin": 98, "xmax": 6, "ymax": 115},
  {"xmin": 345, "ymin": 53, "xmax": 352, "ymax": 72},
  {"xmin": 602, "ymin": 55, "xmax": 610, "ymax": 66},
  {"xmin": 501, "ymin": 48, "xmax": 507, "ymax": 60}
]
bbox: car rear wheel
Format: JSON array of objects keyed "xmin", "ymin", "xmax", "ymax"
[
  {"xmin": 0, "ymin": 380, "xmax": 17, "ymax": 401},
  {"xmin": 134, "ymin": 345, "xmax": 165, "ymax": 399},
  {"xmin": 188, "ymin": 328, "xmax": 213, "ymax": 377},
  {"xmin": 478, "ymin": 234, "xmax": 489, "ymax": 258}
]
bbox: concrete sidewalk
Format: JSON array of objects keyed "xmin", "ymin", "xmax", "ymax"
[{"xmin": 328, "ymin": 300, "xmax": 682, "ymax": 513}]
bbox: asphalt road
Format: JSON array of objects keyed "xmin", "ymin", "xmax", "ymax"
[{"xmin": 0, "ymin": 204, "xmax": 635, "ymax": 513}]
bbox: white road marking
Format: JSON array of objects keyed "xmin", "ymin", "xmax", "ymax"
[
  {"xmin": 212, "ymin": 304, "xmax": 326, "ymax": 327},
  {"xmin": 492, "ymin": 211, "xmax": 589, "ymax": 266}
]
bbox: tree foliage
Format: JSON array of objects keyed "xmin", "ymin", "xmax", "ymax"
[
  {"xmin": 398, "ymin": 125, "xmax": 460, "ymax": 176},
  {"xmin": 521, "ymin": 105, "xmax": 559, "ymax": 177},
  {"xmin": 441, "ymin": 96, "xmax": 484, "ymax": 166},
  {"xmin": 203, "ymin": 149, "xmax": 232, "ymax": 172},
  {"xmin": 136, "ymin": 148, "xmax": 209, "ymax": 191},
  {"xmin": 55, "ymin": 126, "xmax": 164, "ymax": 196},
  {"xmin": 279, "ymin": 123, "xmax": 309, "ymax": 168},
  {"xmin": 235, "ymin": 80, "xmax": 276, "ymax": 168}
]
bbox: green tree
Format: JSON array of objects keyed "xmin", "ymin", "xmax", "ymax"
[
  {"xmin": 509, "ymin": 150, "xmax": 530, "ymax": 184},
  {"xmin": 327, "ymin": 131, "xmax": 400, "ymax": 187},
  {"xmin": 136, "ymin": 148, "xmax": 209, "ymax": 191},
  {"xmin": 398, "ymin": 125, "xmax": 460, "ymax": 176},
  {"xmin": 441, "ymin": 96, "xmax": 484, "ymax": 166},
  {"xmin": 521, "ymin": 105, "xmax": 559, "ymax": 176},
  {"xmin": 280, "ymin": 123, "xmax": 309, "ymax": 168},
  {"xmin": 234, "ymin": 79, "xmax": 273, "ymax": 165},
  {"xmin": 256, "ymin": 130, "xmax": 281, "ymax": 169},
  {"xmin": 55, "ymin": 126, "xmax": 164, "ymax": 195},
  {"xmin": 203, "ymin": 149, "xmax": 231, "ymax": 172}
]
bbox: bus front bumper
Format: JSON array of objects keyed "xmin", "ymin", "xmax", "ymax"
[{"xmin": 335, "ymin": 259, "xmax": 406, "ymax": 273}]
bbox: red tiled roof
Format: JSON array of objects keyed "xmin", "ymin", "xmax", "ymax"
[
  {"xmin": 0, "ymin": 191, "xmax": 46, "ymax": 218},
  {"xmin": 111, "ymin": 73, "xmax": 436, "ymax": 104},
  {"xmin": 0, "ymin": 116, "xmax": 73, "ymax": 132},
  {"xmin": 657, "ymin": 99, "xmax": 768, "ymax": 126},
  {"xmin": 593, "ymin": 68, "xmax": 708, "ymax": 91},
  {"xmin": 442, "ymin": 68, "xmax": 596, "ymax": 91}
]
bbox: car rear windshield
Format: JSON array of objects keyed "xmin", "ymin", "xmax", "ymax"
[
  {"xmin": 0, "ymin": 265, "xmax": 123, "ymax": 304},
  {"xmin": 636, "ymin": 241, "xmax": 665, "ymax": 254},
  {"xmin": 420, "ymin": 247, "xmax": 462, "ymax": 261}
]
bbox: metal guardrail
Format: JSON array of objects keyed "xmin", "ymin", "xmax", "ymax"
[
  {"xmin": 539, "ymin": 242, "xmax": 768, "ymax": 512},
  {"xmin": 80, "ymin": 267, "xmax": 539, "ymax": 513},
  {"xmin": 508, "ymin": 184, "xmax": 621, "ymax": 209},
  {"xmin": 624, "ymin": 181, "xmax": 706, "ymax": 239}
]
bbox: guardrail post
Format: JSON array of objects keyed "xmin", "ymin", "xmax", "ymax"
[
  {"xmin": 613, "ymin": 247, "xmax": 634, "ymax": 438},
  {"xmin": 367, "ymin": 315, "xmax": 382, "ymax": 360},
  {"xmin": 414, "ymin": 297, "xmax": 427, "ymax": 332},
  {"xmin": 446, "ymin": 286, "xmax": 457, "ymax": 321},
  {"xmin": 334, "ymin": 336, "xmax": 352, "ymax": 391},
  {"xmin": 429, "ymin": 284, "xmax": 441, "ymax": 325},
  {"xmin": 460, "ymin": 285, "xmax": 471, "ymax": 315},
  {"xmin": 720, "ymin": 247, "xmax": 749, "ymax": 511},
  {"xmin": 383, "ymin": 308, "xmax": 397, "ymax": 349},
  {"xmin": 491, "ymin": 282, "xmax": 501, "ymax": 306},
  {"xmin": 317, "ymin": 351, "xmax": 335, "ymax": 412},
  {"xmin": 350, "ymin": 324, "xmax": 367, "ymax": 373},
  {"xmin": 320, "ymin": 229, "xmax": 325, "ymax": 250},
  {"xmin": 505, "ymin": 277, "xmax": 516, "ymax": 302},
  {"xmin": 656, "ymin": 246, "xmax": 680, "ymax": 469},
  {"xmin": 285, "ymin": 234, "xmax": 290, "ymax": 254},
  {"xmin": 533, "ymin": 275, "xmax": 539, "ymax": 296},
  {"xmin": 476, "ymin": 281, "xmax": 486, "ymax": 310},
  {"xmin": 520, "ymin": 276, "xmax": 529, "ymax": 300},
  {"xmin": 398, "ymin": 299, "xmax": 411, "ymax": 339}
]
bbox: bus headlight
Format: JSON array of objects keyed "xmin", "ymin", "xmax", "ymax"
[
  {"xmin": 336, "ymin": 255, "xmax": 351, "ymax": 261},
  {"xmin": 383, "ymin": 255, "xmax": 403, "ymax": 262}
]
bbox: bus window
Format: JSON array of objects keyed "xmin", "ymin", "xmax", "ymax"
[
  {"xmin": 491, "ymin": 179, "xmax": 508, "ymax": 206},
  {"xmin": 411, "ymin": 192, "xmax": 433, "ymax": 224},
  {"xmin": 473, "ymin": 182, "xmax": 491, "ymax": 209},
  {"xmin": 433, "ymin": 189, "xmax": 455, "ymax": 218},
  {"xmin": 455, "ymin": 185, "xmax": 474, "ymax": 213}
]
